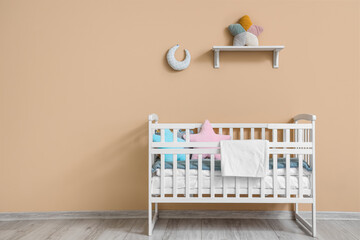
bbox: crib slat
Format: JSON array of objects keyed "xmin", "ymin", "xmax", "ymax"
[
  {"xmin": 273, "ymin": 154, "xmax": 278, "ymax": 198},
  {"xmin": 161, "ymin": 129, "xmax": 165, "ymax": 142},
  {"xmin": 185, "ymin": 154, "xmax": 190, "ymax": 198},
  {"xmin": 230, "ymin": 128, "xmax": 233, "ymax": 140},
  {"xmin": 198, "ymin": 154, "xmax": 202, "ymax": 198},
  {"xmin": 285, "ymin": 129, "xmax": 290, "ymax": 143},
  {"xmin": 210, "ymin": 154, "xmax": 215, "ymax": 198},
  {"xmin": 240, "ymin": 128, "xmax": 244, "ymax": 140},
  {"xmin": 305, "ymin": 129, "xmax": 308, "ymax": 163},
  {"xmin": 173, "ymin": 154, "xmax": 177, "ymax": 197},
  {"xmin": 272, "ymin": 129, "xmax": 278, "ymax": 198},
  {"xmin": 295, "ymin": 129, "xmax": 298, "ymax": 158},
  {"xmin": 223, "ymin": 177, "xmax": 227, "ymax": 198},
  {"xmin": 185, "ymin": 129, "xmax": 190, "ymax": 142},
  {"xmin": 249, "ymin": 128, "xmax": 255, "ymax": 197},
  {"xmin": 273, "ymin": 129, "xmax": 278, "ymax": 143},
  {"xmin": 298, "ymin": 129, "xmax": 304, "ymax": 198},
  {"xmin": 286, "ymin": 154, "xmax": 290, "ymax": 198},
  {"xmin": 285, "ymin": 129, "xmax": 290, "ymax": 198},
  {"xmin": 298, "ymin": 154, "xmax": 304, "ymax": 198},
  {"xmin": 236, "ymin": 177, "xmax": 240, "ymax": 198},
  {"xmin": 261, "ymin": 128, "xmax": 265, "ymax": 140},
  {"xmin": 260, "ymin": 128, "xmax": 266, "ymax": 198},
  {"xmin": 248, "ymin": 178, "xmax": 252, "ymax": 198},
  {"xmin": 173, "ymin": 129, "xmax": 178, "ymax": 142},
  {"xmin": 173, "ymin": 129, "xmax": 178, "ymax": 198},
  {"xmin": 219, "ymin": 128, "xmax": 223, "ymax": 135},
  {"xmin": 161, "ymin": 154, "xmax": 165, "ymax": 198},
  {"xmin": 308, "ymin": 129, "xmax": 311, "ymax": 164}
]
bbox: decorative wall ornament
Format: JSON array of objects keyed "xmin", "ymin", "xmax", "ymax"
[
  {"xmin": 166, "ymin": 44, "xmax": 191, "ymax": 71},
  {"xmin": 228, "ymin": 15, "xmax": 263, "ymax": 46}
]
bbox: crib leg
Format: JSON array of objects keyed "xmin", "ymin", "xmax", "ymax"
[
  {"xmin": 148, "ymin": 202, "xmax": 159, "ymax": 236},
  {"xmin": 294, "ymin": 203, "xmax": 316, "ymax": 237},
  {"xmin": 295, "ymin": 203, "xmax": 299, "ymax": 214},
  {"xmin": 148, "ymin": 201, "xmax": 152, "ymax": 236},
  {"xmin": 312, "ymin": 203, "xmax": 316, "ymax": 237}
]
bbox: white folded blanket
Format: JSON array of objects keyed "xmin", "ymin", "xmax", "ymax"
[{"xmin": 220, "ymin": 140, "xmax": 269, "ymax": 177}]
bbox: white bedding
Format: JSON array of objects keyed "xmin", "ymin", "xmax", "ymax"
[
  {"xmin": 154, "ymin": 167, "xmax": 311, "ymax": 177},
  {"xmin": 152, "ymin": 175, "xmax": 310, "ymax": 190},
  {"xmin": 151, "ymin": 168, "xmax": 311, "ymax": 191}
]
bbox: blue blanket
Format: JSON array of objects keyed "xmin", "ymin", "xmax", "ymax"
[{"xmin": 152, "ymin": 158, "xmax": 312, "ymax": 173}]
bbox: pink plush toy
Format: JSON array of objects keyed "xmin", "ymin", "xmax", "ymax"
[{"xmin": 184, "ymin": 120, "xmax": 231, "ymax": 160}]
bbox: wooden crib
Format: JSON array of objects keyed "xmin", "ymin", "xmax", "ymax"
[{"xmin": 148, "ymin": 113, "xmax": 316, "ymax": 236}]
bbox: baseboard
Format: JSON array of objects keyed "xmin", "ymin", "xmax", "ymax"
[
  {"xmin": 299, "ymin": 211, "xmax": 360, "ymax": 221},
  {"xmin": 0, "ymin": 210, "xmax": 147, "ymax": 221},
  {"xmin": 0, "ymin": 210, "xmax": 359, "ymax": 221}
]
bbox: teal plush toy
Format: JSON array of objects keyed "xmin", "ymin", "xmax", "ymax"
[{"xmin": 153, "ymin": 129, "xmax": 186, "ymax": 162}]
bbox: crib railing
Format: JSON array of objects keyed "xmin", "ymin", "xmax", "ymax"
[{"xmin": 148, "ymin": 114, "xmax": 315, "ymax": 203}]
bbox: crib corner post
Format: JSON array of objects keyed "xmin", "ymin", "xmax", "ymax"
[
  {"xmin": 148, "ymin": 201, "xmax": 153, "ymax": 236},
  {"xmin": 148, "ymin": 200, "xmax": 159, "ymax": 236},
  {"xmin": 294, "ymin": 203, "xmax": 299, "ymax": 214},
  {"xmin": 312, "ymin": 203, "xmax": 317, "ymax": 237}
]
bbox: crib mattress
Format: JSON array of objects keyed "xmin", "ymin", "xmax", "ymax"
[
  {"xmin": 153, "ymin": 167, "xmax": 311, "ymax": 178},
  {"xmin": 151, "ymin": 174, "xmax": 311, "ymax": 192},
  {"xmin": 151, "ymin": 161, "xmax": 312, "ymax": 195}
]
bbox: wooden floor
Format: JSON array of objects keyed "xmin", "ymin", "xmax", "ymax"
[{"xmin": 0, "ymin": 218, "xmax": 359, "ymax": 240}]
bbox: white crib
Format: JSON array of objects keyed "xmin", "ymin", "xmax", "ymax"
[{"xmin": 148, "ymin": 113, "xmax": 316, "ymax": 236}]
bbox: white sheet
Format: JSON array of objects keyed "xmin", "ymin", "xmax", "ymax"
[
  {"xmin": 220, "ymin": 140, "xmax": 269, "ymax": 177},
  {"xmin": 151, "ymin": 175, "xmax": 310, "ymax": 191},
  {"xmin": 152, "ymin": 167, "xmax": 311, "ymax": 192},
  {"xmin": 154, "ymin": 167, "xmax": 311, "ymax": 177}
]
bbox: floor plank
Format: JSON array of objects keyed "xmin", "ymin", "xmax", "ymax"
[
  {"xmin": 94, "ymin": 219, "xmax": 136, "ymax": 240},
  {"xmin": 148, "ymin": 219, "xmax": 169, "ymax": 240},
  {"xmin": 232, "ymin": 219, "xmax": 279, "ymax": 240},
  {"xmin": 335, "ymin": 220, "xmax": 360, "ymax": 239},
  {"xmin": 0, "ymin": 220, "xmax": 46, "ymax": 240},
  {"xmin": 45, "ymin": 219, "xmax": 79, "ymax": 240},
  {"xmin": 124, "ymin": 218, "xmax": 168, "ymax": 240},
  {"xmin": 201, "ymin": 219, "xmax": 240, "ymax": 240},
  {"xmin": 163, "ymin": 219, "xmax": 201, "ymax": 240},
  {"xmin": 55, "ymin": 219, "xmax": 104, "ymax": 240},
  {"xmin": 0, "ymin": 218, "xmax": 359, "ymax": 240},
  {"xmin": 317, "ymin": 220, "xmax": 359, "ymax": 240},
  {"xmin": 17, "ymin": 220, "xmax": 72, "ymax": 240},
  {"xmin": 269, "ymin": 219, "xmax": 313, "ymax": 240}
]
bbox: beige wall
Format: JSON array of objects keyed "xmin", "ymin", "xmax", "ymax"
[{"xmin": 0, "ymin": 0, "xmax": 359, "ymax": 213}]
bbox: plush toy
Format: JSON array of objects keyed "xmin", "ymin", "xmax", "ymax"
[{"xmin": 228, "ymin": 15, "xmax": 263, "ymax": 46}]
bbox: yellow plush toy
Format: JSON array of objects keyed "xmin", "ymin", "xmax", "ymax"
[{"xmin": 228, "ymin": 15, "xmax": 263, "ymax": 46}]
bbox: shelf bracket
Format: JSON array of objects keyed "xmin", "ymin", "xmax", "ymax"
[
  {"xmin": 273, "ymin": 49, "xmax": 280, "ymax": 69},
  {"xmin": 214, "ymin": 50, "xmax": 220, "ymax": 69}
]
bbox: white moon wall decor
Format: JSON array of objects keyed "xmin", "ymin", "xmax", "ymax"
[{"xmin": 166, "ymin": 44, "xmax": 191, "ymax": 71}]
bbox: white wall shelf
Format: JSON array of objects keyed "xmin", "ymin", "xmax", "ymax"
[{"xmin": 212, "ymin": 46, "xmax": 285, "ymax": 69}]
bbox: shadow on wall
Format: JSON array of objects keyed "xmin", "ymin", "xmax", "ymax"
[{"xmin": 66, "ymin": 122, "xmax": 148, "ymax": 210}]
